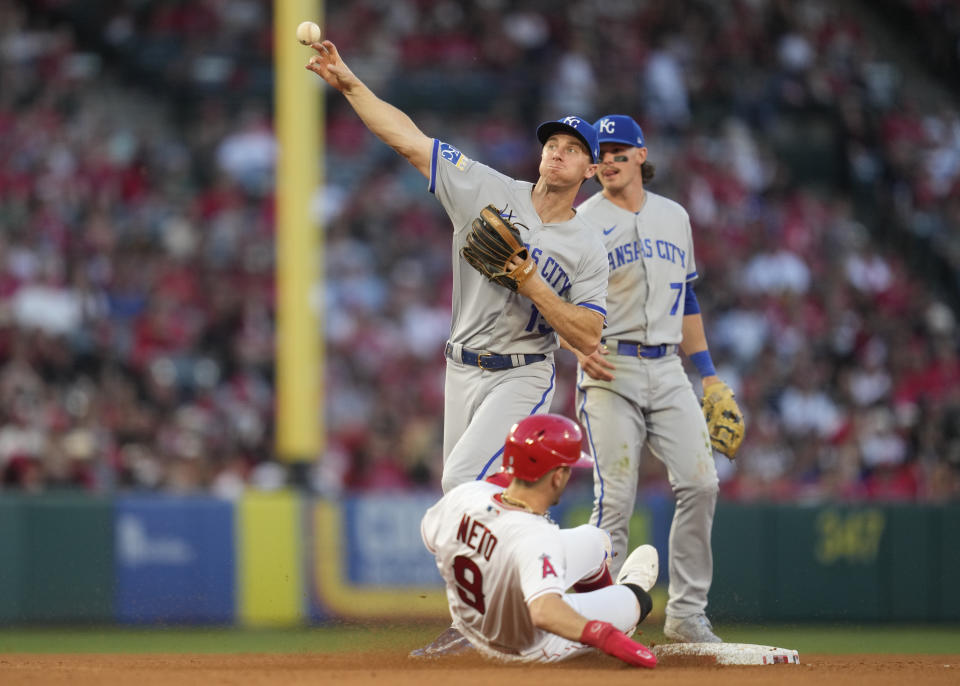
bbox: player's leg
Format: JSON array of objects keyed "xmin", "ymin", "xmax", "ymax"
[
  {"xmin": 441, "ymin": 359, "xmax": 555, "ymax": 493},
  {"xmin": 568, "ymin": 582, "xmax": 651, "ymax": 630},
  {"xmin": 407, "ymin": 625, "xmax": 474, "ymax": 659},
  {"xmin": 645, "ymin": 357, "xmax": 720, "ymax": 641},
  {"xmin": 576, "ymin": 365, "xmax": 645, "ymax": 577},
  {"xmin": 558, "ymin": 524, "xmax": 612, "ymax": 589},
  {"xmin": 441, "ymin": 362, "xmax": 483, "ymax": 468}
]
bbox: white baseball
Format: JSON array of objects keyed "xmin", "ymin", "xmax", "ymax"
[{"xmin": 296, "ymin": 21, "xmax": 322, "ymax": 45}]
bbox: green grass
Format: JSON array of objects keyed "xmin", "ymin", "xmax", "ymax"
[
  {"xmin": 0, "ymin": 623, "xmax": 957, "ymax": 654},
  {"xmin": 0, "ymin": 624, "xmax": 441, "ymax": 654}
]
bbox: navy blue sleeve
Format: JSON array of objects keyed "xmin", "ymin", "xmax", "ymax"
[{"xmin": 684, "ymin": 283, "xmax": 701, "ymax": 314}]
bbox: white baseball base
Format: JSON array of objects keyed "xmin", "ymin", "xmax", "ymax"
[{"xmin": 652, "ymin": 642, "xmax": 800, "ymax": 666}]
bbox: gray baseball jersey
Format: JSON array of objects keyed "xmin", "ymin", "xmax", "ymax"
[
  {"xmin": 430, "ymin": 140, "xmax": 608, "ymax": 353},
  {"xmin": 574, "ymin": 190, "xmax": 719, "ymax": 621},
  {"xmin": 429, "ymin": 140, "xmax": 609, "ymax": 492},
  {"xmin": 575, "ymin": 190, "xmax": 696, "ymax": 343}
]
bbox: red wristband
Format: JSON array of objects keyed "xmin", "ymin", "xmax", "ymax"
[{"xmin": 580, "ymin": 620, "xmax": 657, "ymax": 668}]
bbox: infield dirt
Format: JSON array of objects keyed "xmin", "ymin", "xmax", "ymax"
[{"xmin": 1, "ymin": 652, "xmax": 957, "ymax": 686}]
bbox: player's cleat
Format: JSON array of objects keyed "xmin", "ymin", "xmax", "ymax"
[
  {"xmin": 664, "ymin": 613, "xmax": 722, "ymax": 643},
  {"xmin": 615, "ymin": 544, "xmax": 659, "ymax": 592},
  {"xmin": 408, "ymin": 626, "xmax": 474, "ymax": 659}
]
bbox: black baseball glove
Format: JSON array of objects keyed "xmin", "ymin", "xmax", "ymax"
[{"xmin": 461, "ymin": 205, "xmax": 536, "ymax": 292}]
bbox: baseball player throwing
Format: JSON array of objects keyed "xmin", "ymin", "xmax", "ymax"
[
  {"xmin": 570, "ymin": 115, "xmax": 744, "ymax": 643},
  {"xmin": 305, "ymin": 41, "xmax": 608, "ymax": 494},
  {"xmin": 421, "ymin": 413, "xmax": 659, "ymax": 665}
]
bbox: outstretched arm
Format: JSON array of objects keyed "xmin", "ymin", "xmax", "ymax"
[
  {"xmin": 305, "ymin": 40, "xmax": 432, "ymax": 177},
  {"xmin": 528, "ymin": 594, "xmax": 655, "ymax": 668}
]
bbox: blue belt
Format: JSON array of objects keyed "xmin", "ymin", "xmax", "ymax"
[
  {"xmin": 445, "ymin": 342, "xmax": 547, "ymax": 371},
  {"xmin": 603, "ymin": 339, "xmax": 677, "ymax": 359}
]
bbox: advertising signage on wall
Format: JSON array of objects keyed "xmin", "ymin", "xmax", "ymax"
[{"xmin": 114, "ymin": 496, "xmax": 235, "ymax": 624}]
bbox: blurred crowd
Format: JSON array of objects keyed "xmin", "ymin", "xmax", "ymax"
[
  {"xmin": 1, "ymin": 0, "xmax": 958, "ymax": 502},
  {"xmin": 876, "ymin": 0, "xmax": 960, "ymax": 86}
]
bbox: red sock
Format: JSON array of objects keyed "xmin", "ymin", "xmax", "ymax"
[{"xmin": 573, "ymin": 567, "xmax": 612, "ymax": 593}]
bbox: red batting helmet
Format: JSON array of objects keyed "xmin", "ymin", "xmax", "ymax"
[{"xmin": 501, "ymin": 414, "xmax": 594, "ymax": 481}]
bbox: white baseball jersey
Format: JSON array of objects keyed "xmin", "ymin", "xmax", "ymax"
[
  {"xmin": 422, "ymin": 480, "xmax": 646, "ymax": 662},
  {"xmin": 421, "ymin": 480, "xmax": 568, "ymax": 656},
  {"xmin": 429, "ymin": 140, "xmax": 608, "ymax": 353},
  {"xmin": 576, "ymin": 190, "xmax": 696, "ymax": 343}
]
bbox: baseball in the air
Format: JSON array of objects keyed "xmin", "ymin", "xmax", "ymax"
[{"xmin": 296, "ymin": 21, "xmax": 322, "ymax": 45}]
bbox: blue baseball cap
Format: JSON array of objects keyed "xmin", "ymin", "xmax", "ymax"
[
  {"xmin": 593, "ymin": 114, "xmax": 645, "ymax": 148},
  {"xmin": 536, "ymin": 115, "xmax": 600, "ymax": 162}
]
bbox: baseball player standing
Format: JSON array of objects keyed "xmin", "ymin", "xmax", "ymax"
[
  {"xmin": 570, "ymin": 115, "xmax": 744, "ymax": 643},
  {"xmin": 421, "ymin": 413, "xmax": 659, "ymax": 666},
  {"xmin": 305, "ymin": 41, "xmax": 608, "ymax": 494}
]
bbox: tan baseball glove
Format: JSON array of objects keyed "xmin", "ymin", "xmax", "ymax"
[
  {"xmin": 702, "ymin": 381, "xmax": 744, "ymax": 459},
  {"xmin": 461, "ymin": 205, "xmax": 536, "ymax": 292}
]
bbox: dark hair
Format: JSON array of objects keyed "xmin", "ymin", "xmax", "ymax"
[
  {"xmin": 511, "ymin": 470, "xmax": 551, "ymax": 487},
  {"xmin": 641, "ymin": 161, "xmax": 656, "ymax": 183}
]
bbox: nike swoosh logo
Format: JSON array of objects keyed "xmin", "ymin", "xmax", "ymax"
[{"xmin": 602, "ymin": 225, "xmax": 617, "ymax": 235}]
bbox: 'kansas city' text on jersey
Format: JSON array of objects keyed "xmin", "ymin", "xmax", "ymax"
[
  {"xmin": 577, "ymin": 190, "xmax": 697, "ymax": 344},
  {"xmin": 429, "ymin": 141, "xmax": 608, "ymax": 354}
]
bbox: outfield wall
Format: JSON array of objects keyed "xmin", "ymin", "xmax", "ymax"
[
  {"xmin": 711, "ymin": 502, "xmax": 960, "ymax": 622},
  {"xmin": 0, "ymin": 492, "xmax": 956, "ymax": 624}
]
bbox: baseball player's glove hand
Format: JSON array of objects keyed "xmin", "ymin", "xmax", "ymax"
[
  {"xmin": 461, "ymin": 205, "xmax": 536, "ymax": 292},
  {"xmin": 580, "ymin": 620, "xmax": 656, "ymax": 668},
  {"xmin": 702, "ymin": 381, "xmax": 744, "ymax": 459}
]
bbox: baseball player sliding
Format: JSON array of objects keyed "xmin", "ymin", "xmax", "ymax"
[
  {"xmin": 421, "ymin": 414, "xmax": 659, "ymax": 666},
  {"xmin": 570, "ymin": 115, "xmax": 744, "ymax": 643},
  {"xmin": 305, "ymin": 41, "xmax": 608, "ymax": 494}
]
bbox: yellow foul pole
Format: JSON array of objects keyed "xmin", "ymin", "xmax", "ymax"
[{"xmin": 274, "ymin": 0, "xmax": 323, "ymax": 467}]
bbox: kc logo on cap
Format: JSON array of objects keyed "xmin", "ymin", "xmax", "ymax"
[
  {"xmin": 594, "ymin": 115, "xmax": 645, "ymax": 148},
  {"xmin": 536, "ymin": 115, "xmax": 600, "ymax": 162}
]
